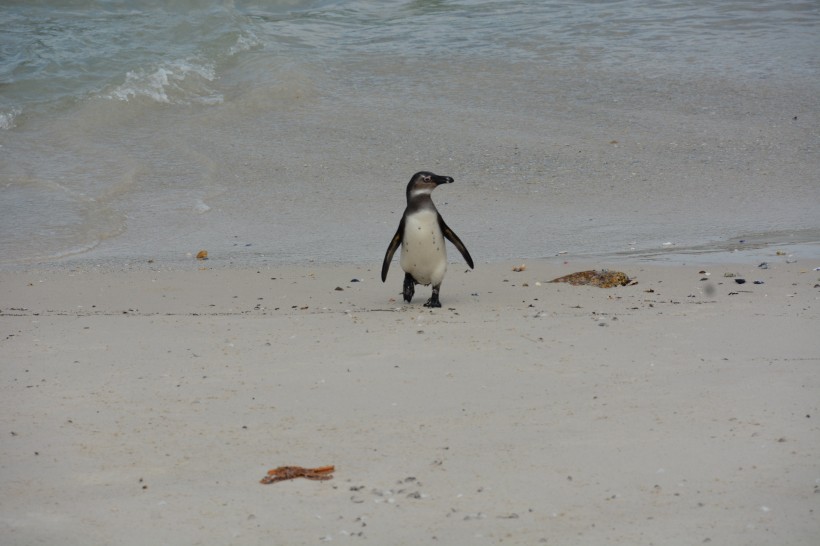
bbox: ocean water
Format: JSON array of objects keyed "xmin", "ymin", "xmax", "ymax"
[{"xmin": 1, "ymin": 0, "xmax": 819, "ymax": 268}]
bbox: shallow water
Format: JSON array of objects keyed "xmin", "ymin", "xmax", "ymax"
[{"xmin": 1, "ymin": 0, "xmax": 818, "ymax": 268}]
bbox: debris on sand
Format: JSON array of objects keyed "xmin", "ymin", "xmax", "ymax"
[
  {"xmin": 549, "ymin": 270, "xmax": 633, "ymax": 288},
  {"xmin": 260, "ymin": 465, "xmax": 335, "ymax": 484}
]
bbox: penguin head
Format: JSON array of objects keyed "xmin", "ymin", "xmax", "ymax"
[{"xmin": 406, "ymin": 171, "xmax": 453, "ymax": 201}]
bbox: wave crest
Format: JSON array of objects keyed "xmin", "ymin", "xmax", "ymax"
[
  {"xmin": 0, "ymin": 107, "xmax": 22, "ymax": 130},
  {"xmin": 105, "ymin": 60, "xmax": 223, "ymax": 105}
]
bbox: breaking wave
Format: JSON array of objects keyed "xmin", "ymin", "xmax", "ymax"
[
  {"xmin": 0, "ymin": 107, "xmax": 21, "ymax": 130},
  {"xmin": 104, "ymin": 59, "xmax": 223, "ymax": 105}
]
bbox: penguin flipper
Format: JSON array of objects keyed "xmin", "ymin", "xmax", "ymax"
[
  {"xmin": 439, "ymin": 216, "xmax": 474, "ymax": 269},
  {"xmin": 381, "ymin": 218, "xmax": 405, "ymax": 282}
]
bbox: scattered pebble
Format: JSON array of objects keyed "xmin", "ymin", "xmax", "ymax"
[{"xmin": 463, "ymin": 512, "xmax": 486, "ymax": 521}]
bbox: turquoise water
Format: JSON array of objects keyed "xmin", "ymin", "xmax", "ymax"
[
  {"xmin": 3, "ymin": 0, "xmax": 817, "ymax": 121},
  {"xmin": 1, "ymin": 1, "xmax": 819, "ymax": 266}
]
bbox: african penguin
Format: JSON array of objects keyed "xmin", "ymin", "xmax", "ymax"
[{"xmin": 381, "ymin": 171, "xmax": 474, "ymax": 307}]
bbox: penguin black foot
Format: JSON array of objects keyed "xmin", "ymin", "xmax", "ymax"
[
  {"xmin": 403, "ymin": 273, "xmax": 416, "ymax": 303},
  {"xmin": 424, "ymin": 286, "xmax": 441, "ymax": 308}
]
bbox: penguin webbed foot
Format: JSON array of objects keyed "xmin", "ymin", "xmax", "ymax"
[
  {"xmin": 403, "ymin": 273, "xmax": 416, "ymax": 303},
  {"xmin": 424, "ymin": 286, "xmax": 442, "ymax": 308}
]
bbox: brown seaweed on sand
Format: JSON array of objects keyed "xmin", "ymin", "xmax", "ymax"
[
  {"xmin": 260, "ymin": 465, "xmax": 335, "ymax": 484},
  {"xmin": 549, "ymin": 270, "xmax": 632, "ymax": 288}
]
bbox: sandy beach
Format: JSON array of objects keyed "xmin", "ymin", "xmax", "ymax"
[{"xmin": 1, "ymin": 258, "xmax": 818, "ymax": 545}]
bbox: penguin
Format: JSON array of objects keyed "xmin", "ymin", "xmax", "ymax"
[{"xmin": 381, "ymin": 171, "xmax": 474, "ymax": 307}]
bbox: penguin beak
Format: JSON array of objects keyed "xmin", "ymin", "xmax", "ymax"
[{"xmin": 434, "ymin": 175, "xmax": 454, "ymax": 185}]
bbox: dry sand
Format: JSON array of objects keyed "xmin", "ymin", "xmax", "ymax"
[{"xmin": 1, "ymin": 258, "xmax": 818, "ymax": 545}]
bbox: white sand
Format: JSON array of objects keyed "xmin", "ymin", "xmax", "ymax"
[{"xmin": 1, "ymin": 258, "xmax": 818, "ymax": 545}]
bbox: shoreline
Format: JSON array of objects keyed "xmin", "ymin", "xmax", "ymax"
[
  {"xmin": 3, "ymin": 234, "xmax": 819, "ymax": 275},
  {"xmin": 2, "ymin": 258, "xmax": 818, "ymax": 545}
]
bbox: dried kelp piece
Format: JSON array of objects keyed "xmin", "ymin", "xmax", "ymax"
[
  {"xmin": 260, "ymin": 465, "xmax": 335, "ymax": 484},
  {"xmin": 549, "ymin": 270, "xmax": 632, "ymax": 288}
]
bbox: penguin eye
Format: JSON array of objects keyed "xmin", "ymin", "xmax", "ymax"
[{"xmin": 422, "ymin": 175, "xmax": 431, "ymax": 182}]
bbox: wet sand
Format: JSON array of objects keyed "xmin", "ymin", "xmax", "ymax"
[{"xmin": 1, "ymin": 258, "xmax": 818, "ymax": 545}]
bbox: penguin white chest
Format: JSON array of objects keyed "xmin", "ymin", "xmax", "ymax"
[{"xmin": 400, "ymin": 209, "xmax": 447, "ymax": 286}]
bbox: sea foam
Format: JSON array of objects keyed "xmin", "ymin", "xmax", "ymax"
[
  {"xmin": 0, "ymin": 107, "xmax": 21, "ymax": 130},
  {"xmin": 105, "ymin": 60, "xmax": 223, "ymax": 105}
]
